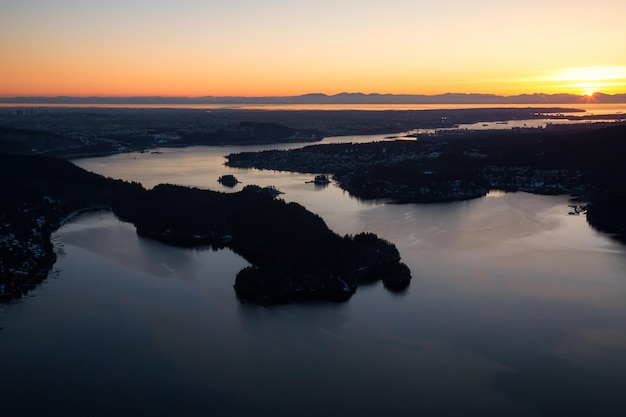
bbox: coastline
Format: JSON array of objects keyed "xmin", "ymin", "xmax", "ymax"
[
  {"xmin": 0, "ymin": 155, "xmax": 411, "ymax": 304},
  {"xmin": 4, "ymin": 106, "xmax": 622, "ymax": 161},
  {"xmin": 226, "ymin": 122, "xmax": 626, "ymax": 242},
  {"xmin": 2, "ymin": 111, "xmax": 625, "ymax": 303}
]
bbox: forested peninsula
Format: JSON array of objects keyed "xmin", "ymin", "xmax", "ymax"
[
  {"xmin": 0, "ymin": 154, "xmax": 409, "ymax": 304},
  {"xmin": 227, "ymin": 123, "xmax": 626, "ymax": 243}
]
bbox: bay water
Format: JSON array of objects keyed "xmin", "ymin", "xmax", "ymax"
[{"xmin": 1, "ymin": 136, "xmax": 625, "ymax": 416}]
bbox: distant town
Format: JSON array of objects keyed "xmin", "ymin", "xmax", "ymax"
[{"xmin": 0, "ymin": 105, "xmax": 620, "ymax": 158}]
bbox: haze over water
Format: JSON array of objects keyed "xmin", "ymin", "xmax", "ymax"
[
  {"xmin": 1, "ymin": 137, "xmax": 626, "ymax": 416},
  {"xmin": 1, "ymin": 102, "xmax": 626, "ymax": 114}
]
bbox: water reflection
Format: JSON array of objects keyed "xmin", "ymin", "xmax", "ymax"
[{"xmin": 1, "ymin": 145, "xmax": 625, "ymax": 416}]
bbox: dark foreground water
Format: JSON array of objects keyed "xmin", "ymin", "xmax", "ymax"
[{"xmin": 1, "ymin": 143, "xmax": 626, "ymax": 416}]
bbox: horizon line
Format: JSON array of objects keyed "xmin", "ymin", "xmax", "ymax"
[
  {"xmin": 2, "ymin": 91, "xmax": 626, "ymax": 106},
  {"xmin": 2, "ymin": 91, "xmax": 626, "ymax": 99}
]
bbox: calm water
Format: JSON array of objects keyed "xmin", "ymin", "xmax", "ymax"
[
  {"xmin": 1, "ymin": 141, "xmax": 626, "ymax": 416},
  {"xmin": 1, "ymin": 102, "xmax": 626, "ymax": 114}
]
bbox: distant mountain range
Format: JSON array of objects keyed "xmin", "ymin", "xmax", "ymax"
[{"xmin": 2, "ymin": 92, "xmax": 626, "ymax": 105}]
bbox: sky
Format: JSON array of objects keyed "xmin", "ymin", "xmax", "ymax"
[{"xmin": 1, "ymin": 0, "xmax": 625, "ymax": 97}]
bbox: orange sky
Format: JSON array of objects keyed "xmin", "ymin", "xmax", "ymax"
[{"xmin": 1, "ymin": 0, "xmax": 625, "ymax": 97}]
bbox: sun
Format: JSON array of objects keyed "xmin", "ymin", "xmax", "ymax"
[
  {"xmin": 581, "ymin": 90, "xmax": 597, "ymax": 102},
  {"xmin": 545, "ymin": 66, "xmax": 626, "ymax": 95}
]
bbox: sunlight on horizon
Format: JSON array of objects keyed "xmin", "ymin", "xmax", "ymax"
[
  {"xmin": 1, "ymin": 1, "xmax": 625, "ymax": 97},
  {"xmin": 546, "ymin": 66, "xmax": 626, "ymax": 95}
]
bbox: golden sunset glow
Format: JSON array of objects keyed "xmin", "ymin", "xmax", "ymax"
[
  {"xmin": 1, "ymin": 1, "xmax": 625, "ymax": 98},
  {"xmin": 544, "ymin": 66, "xmax": 626, "ymax": 95}
]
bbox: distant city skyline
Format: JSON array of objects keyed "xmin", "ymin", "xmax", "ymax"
[{"xmin": 1, "ymin": 0, "xmax": 625, "ymax": 97}]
